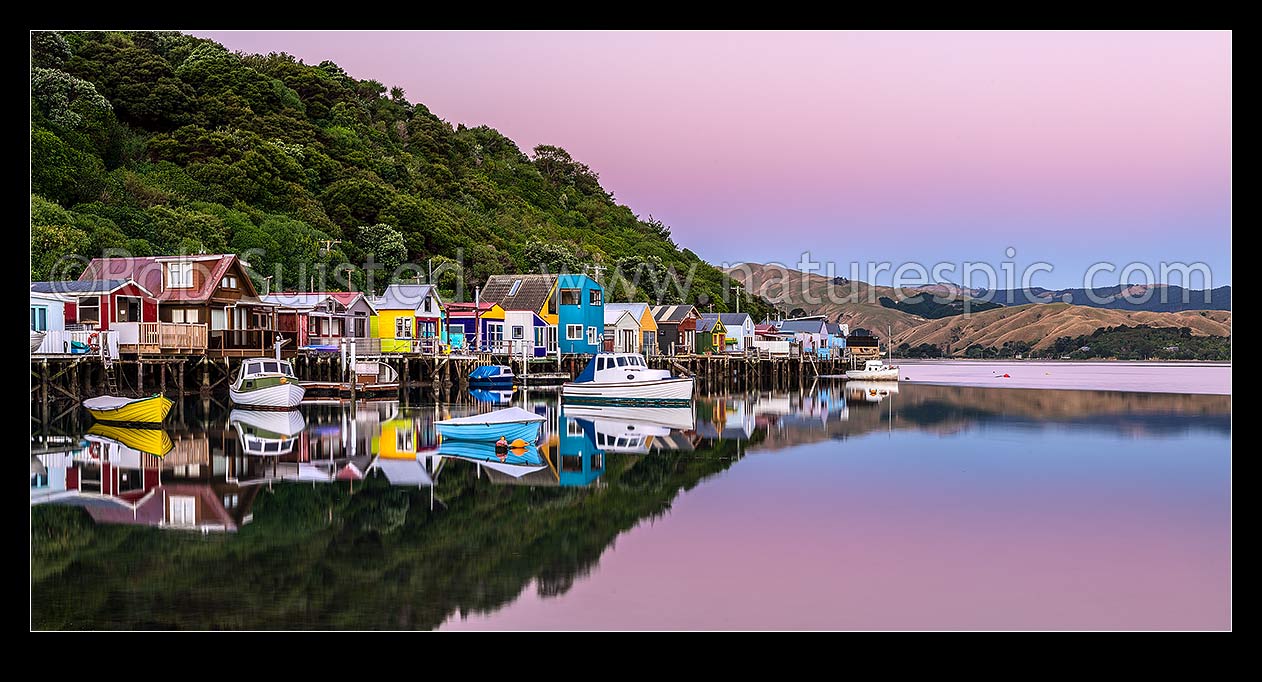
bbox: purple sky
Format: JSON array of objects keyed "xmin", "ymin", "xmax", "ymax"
[{"xmin": 200, "ymin": 31, "xmax": 1232, "ymax": 289}]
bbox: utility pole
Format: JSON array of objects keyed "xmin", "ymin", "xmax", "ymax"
[
  {"xmin": 588, "ymin": 263, "xmax": 606, "ymax": 282},
  {"xmin": 733, "ymin": 284, "xmax": 744, "ymax": 314},
  {"xmin": 428, "ymin": 258, "xmax": 433, "ymax": 284},
  {"xmin": 474, "ymin": 285, "xmax": 481, "ymax": 353},
  {"xmin": 262, "ymin": 275, "xmax": 273, "ymax": 296}
]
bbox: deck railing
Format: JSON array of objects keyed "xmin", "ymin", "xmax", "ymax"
[
  {"xmin": 34, "ymin": 330, "xmax": 120, "ymax": 359},
  {"xmin": 116, "ymin": 322, "xmax": 208, "ymax": 353}
]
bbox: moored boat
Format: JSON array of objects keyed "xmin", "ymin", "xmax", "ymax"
[
  {"xmin": 230, "ymin": 357, "xmax": 306, "ymax": 408},
  {"xmin": 846, "ymin": 380, "xmax": 900, "ymax": 403},
  {"xmin": 434, "ymin": 406, "xmax": 545, "ymax": 443},
  {"xmin": 844, "ymin": 360, "xmax": 900, "ymax": 381},
  {"xmin": 470, "ymin": 388, "xmax": 514, "ymax": 404},
  {"xmin": 561, "ymin": 352, "xmax": 694, "ymax": 405},
  {"xmin": 230, "ymin": 409, "xmax": 307, "ymax": 456},
  {"xmin": 86, "ymin": 423, "xmax": 174, "ymax": 457},
  {"xmin": 30, "ymin": 330, "xmax": 46, "ymax": 354},
  {"xmin": 469, "ymin": 364, "xmax": 515, "ymax": 388},
  {"xmin": 83, "ymin": 393, "xmax": 174, "ymax": 424},
  {"xmin": 438, "ymin": 439, "xmax": 548, "ymax": 478}
]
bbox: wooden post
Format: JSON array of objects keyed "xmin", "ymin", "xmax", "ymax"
[
  {"xmin": 40, "ymin": 360, "xmax": 50, "ymax": 428},
  {"xmin": 137, "ymin": 361, "xmax": 145, "ymax": 394}
]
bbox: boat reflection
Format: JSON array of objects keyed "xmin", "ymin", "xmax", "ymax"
[
  {"xmin": 229, "ymin": 409, "xmax": 306, "ymax": 456},
  {"xmin": 469, "ymin": 389, "xmax": 515, "ymax": 404},
  {"xmin": 846, "ymin": 381, "xmax": 899, "ymax": 403},
  {"xmin": 563, "ymin": 404, "xmax": 694, "ymax": 454}
]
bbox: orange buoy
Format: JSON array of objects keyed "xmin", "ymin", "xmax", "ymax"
[
  {"xmin": 1002, "ymin": 373, "xmax": 1011, "ymax": 378},
  {"xmin": 510, "ymin": 438, "xmax": 529, "ymax": 449}
]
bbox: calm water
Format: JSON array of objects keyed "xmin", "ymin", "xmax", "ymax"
[{"xmin": 30, "ymin": 379, "xmax": 1231, "ymax": 630}]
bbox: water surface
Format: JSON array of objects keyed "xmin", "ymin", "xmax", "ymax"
[{"xmin": 31, "ymin": 379, "xmax": 1230, "ymax": 630}]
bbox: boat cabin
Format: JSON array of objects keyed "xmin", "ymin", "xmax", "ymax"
[
  {"xmin": 237, "ymin": 358, "xmax": 298, "ymax": 382},
  {"xmin": 470, "ymin": 365, "xmax": 515, "ymax": 382},
  {"xmin": 574, "ymin": 352, "xmax": 670, "ymax": 384}
]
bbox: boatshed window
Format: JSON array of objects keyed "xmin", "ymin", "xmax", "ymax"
[
  {"xmin": 168, "ymin": 261, "xmax": 193, "ymax": 289},
  {"xmin": 590, "ymin": 289, "xmax": 603, "ymax": 306},
  {"xmin": 396, "ymin": 317, "xmax": 413, "ymax": 338},
  {"xmin": 512, "ymin": 325, "xmax": 524, "ymax": 340},
  {"xmin": 78, "ymin": 296, "xmax": 100, "ymax": 323},
  {"xmin": 117, "ymin": 296, "xmax": 142, "ymax": 323},
  {"xmin": 170, "ymin": 308, "xmax": 198, "ymax": 324},
  {"xmin": 587, "ymin": 327, "xmax": 598, "ymax": 345},
  {"xmin": 567, "ymin": 324, "xmax": 583, "ymax": 340},
  {"xmin": 31, "ymin": 306, "xmax": 47, "ymax": 331},
  {"xmin": 560, "ymin": 288, "xmax": 581, "ymax": 306}
]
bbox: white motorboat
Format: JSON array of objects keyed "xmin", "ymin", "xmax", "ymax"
[
  {"xmin": 562, "ymin": 404, "xmax": 696, "ymax": 431},
  {"xmin": 846, "ymin": 380, "xmax": 901, "ymax": 403},
  {"xmin": 845, "ymin": 360, "xmax": 900, "ymax": 381},
  {"xmin": 229, "ymin": 357, "xmax": 306, "ymax": 408},
  {"xmin": 561, "ymin": 353, "xmax": 694, "ymax": 405},
  {"xmin": 230, "ymin": 409, "xmax": 307, "ymax": 456}
]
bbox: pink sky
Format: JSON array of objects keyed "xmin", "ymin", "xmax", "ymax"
[{"xmin": 200, "ymin": 31, "xmax": 1232, "ymax": 287}]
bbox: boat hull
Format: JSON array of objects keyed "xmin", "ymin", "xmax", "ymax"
[
  {"xmin": 844, "ymin": 369, "xmax": 899, "ymax": 381},
  {"xmin": 469, "ymin": 378, "xmax": 514, "ymax": 389},
  {"xmin": 230, "ymin": 382, "xmax": 306, "ymax": 409},
  {"xmin": 84, "ymin": 394, "xmax": 174, "ymax": 424},
  {"xmin": 436, "ymin": 420, "xmax": 541, "ymax": 443},
  {"xmin": 30, "ymin": 331, "xmax": 46, "ymax": 354},
  {"xmin": 561, "ymin": 377, "xmax": 694, "ymax": 405}
]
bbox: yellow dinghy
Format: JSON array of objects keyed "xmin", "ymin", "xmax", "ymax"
[
  {"xmin": 86, "ymin": 423, "xmax": 173, "ymax": 457},
  {"xmin": 82, "ymin": 393, "xmax": 174, "ymax": 424}
]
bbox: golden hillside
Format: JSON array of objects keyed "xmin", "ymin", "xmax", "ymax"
[
  {"xmin": 893, "ymin": 303, "xmax": 1232, "ymax": 353},
  {"xmin": 725, "ymin": 263, "xmax": 925, "ymax": 336}
]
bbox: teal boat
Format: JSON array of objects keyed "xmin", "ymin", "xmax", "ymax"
[
  {"xmin": 438, "ymin": 439, "xmax": 549, "ymax": 479},
  {"xmin": 434, "ymin": 406, "xmax": 544, "ymax": 443}
]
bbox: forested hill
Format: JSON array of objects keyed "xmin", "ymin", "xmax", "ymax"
[{"xmin": 30, "ymin": 31, "xmax": 768, "ymax": 316}]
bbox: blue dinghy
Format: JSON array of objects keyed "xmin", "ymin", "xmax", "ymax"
[{"xmin": 434, "ymin": 406, "xmax": 544, "ymax": 443}]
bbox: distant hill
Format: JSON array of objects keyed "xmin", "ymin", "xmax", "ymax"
[
  {"xmin": 893, "ymin": 302, "xmax": 1231, "ymax": 355},
  {"xmin": 971, "ymin": 284, "xmax": 1230, "ymax": 312},
  {"xmin": 878, "ymin": 295, "xmax": 1003, "ymax": 319},
  {"xmin": 725, "ymin": 263, "xmax": 925, "ymax": 336}
]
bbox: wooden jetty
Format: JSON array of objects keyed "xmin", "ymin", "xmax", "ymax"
[{"xmin": 31, "ymin": 345, "xmax": 861, "ymax": 432}]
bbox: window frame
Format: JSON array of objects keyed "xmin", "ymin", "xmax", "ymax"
[
  {"xmin": 566, "ymin": 324, "xmax": 583, "ymax": 340},
  {"xmin": 560, "ymin": 288, "xmax": 581, "ymax": 306},
  {"xmin": 116, "ymin": 295, "xmax": 143, "ymax": 323},
  {"xmin": 167, "ymin": 261, "xmax": 194, "ymax": 289},
  {"xmin": 77, "ymin": 296, "xmax": 101, "ymax": 324},
  {"xmin": 31, "ymin": 306, "xmax": 48, "ymax": 332},
  {"xmin": 589, "ymin": 289, "xmax": 603, "ymax": 306},
  {"xmin": 395, "ymin": 316, "xmax": 413, "ymax": 339}
]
